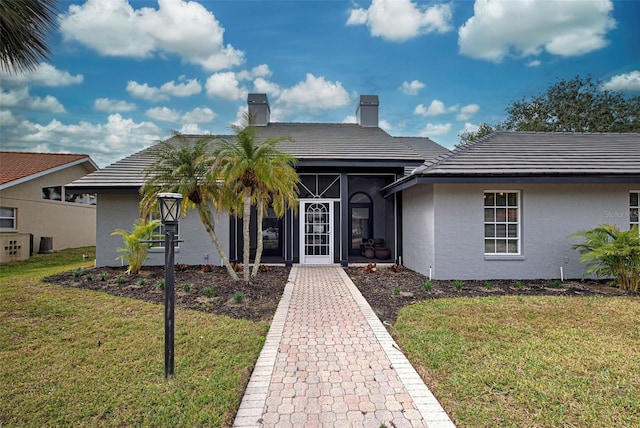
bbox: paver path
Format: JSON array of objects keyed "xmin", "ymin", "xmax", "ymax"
[{"xmin": 234, "ymin": 266, "xmax": 455, "ymax": 428}]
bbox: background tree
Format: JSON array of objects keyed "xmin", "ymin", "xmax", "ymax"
[
  {"xmin": 458, "ymin": 123, "xmax": 497, "ymax": 146},
  {"xmin": 140, "ymin": 135, "xmax": 239, "ymax": 280},
  {"xmin": 215, "ymin": 116, "xmax": 298, "ymax": 283},
  {"xmin": 504, "ymin": 75, "xmax": 640, "ymax": 133},
  {"xmin": 0, "ymin": 0, "xmax": 58, "ymax": 73}
]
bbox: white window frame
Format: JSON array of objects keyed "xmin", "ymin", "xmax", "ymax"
[
  {"xmin": 483, "ymin": 190, "xmax": 521, "ymax": 256},
  {"xmin": 148, "ymin": 213, "xmax": 179, "ymax": 250},
  {"xmin": 0, "ymin": 207, "xmax": 17, "ymax": 230},
  {"xmin": 631, "ymin": 191, "xmax": 639, "ymax": 229}
]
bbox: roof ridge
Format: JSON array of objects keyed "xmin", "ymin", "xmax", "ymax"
[{"xmin": 413, "ymin": 131, "xmax": 499, "ymax": 174}]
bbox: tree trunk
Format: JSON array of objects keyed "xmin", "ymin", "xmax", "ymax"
[
  {"xmin": 251, "ymin": 201, "xmax": 265, "ymax": 279},
  {"xmin": 196, "ymin": 202, "xmax": 238, "ymax": 280},
  {"xmin": 243, "ymin": 187, "xmax": 251, "ymax": 284}
]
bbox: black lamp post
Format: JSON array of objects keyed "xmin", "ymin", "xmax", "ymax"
[{"xmin": 157, "ymin": 192, "xmax": 183, "ymax": 378}]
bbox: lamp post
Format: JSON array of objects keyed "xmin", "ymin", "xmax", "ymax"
[{"xmin": 157, "ymin": 192, "xmax": 183, "ymax": 378}]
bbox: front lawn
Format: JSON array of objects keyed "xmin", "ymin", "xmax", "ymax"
[
  {"xmin": 393, "ymin": 296, "xmax": 640, "ymax": 427},
  {"xmin": 0, "ymin": 247, "xmax": 268, "ymax": 427}
]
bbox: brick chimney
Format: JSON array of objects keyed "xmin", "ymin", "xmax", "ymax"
[
  {"xmin": 357, "ymin": 95, "xmax": 379, "ymax": 127},
  {"xmin": 247, "ymin": 93, "xmax": 270, "ymax": 126}
]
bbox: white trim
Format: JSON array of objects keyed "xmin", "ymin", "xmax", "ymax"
[
  {"xmin": 483, "ymin": 190, "xmax": 521, "ymax": 256},
  {"xmin": 631, "ymin": 190, "xmax": 639, "ymax": 228},
  {"xmin": 300, "ymin": 199, "xmax": 334, "ymax": 264}
]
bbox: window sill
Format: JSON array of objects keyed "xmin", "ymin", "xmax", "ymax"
[{"xmin": 484, "ymin": 255, "xmax": 524, "ymax": 261}]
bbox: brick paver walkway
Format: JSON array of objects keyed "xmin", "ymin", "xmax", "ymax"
[{"xmin": 234, "ymin": 266, "xmax": 455, "ymax": 427}]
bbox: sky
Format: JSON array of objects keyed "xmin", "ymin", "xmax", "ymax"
[{"xmin": 1, "ymin": 0, "xmax": 639, "ymax": 168}]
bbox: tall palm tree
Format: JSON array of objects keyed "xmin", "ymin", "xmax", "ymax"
[
  {"xmin": 0, "ymin": 0, "xmax": 58, "ymax": 74},
  {"xmin": 140, "ymin": 134, "xmax": 239, "ymax": 280},
  {"xmin": 215, "ymin": 116, "xmax": 299, "ymax": 283}
]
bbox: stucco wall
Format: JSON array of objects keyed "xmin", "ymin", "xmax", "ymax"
[
  {"xmin": 0, "ymin": 164, "xmax": 96, "ymax": 252},
  {"xmin": 96, "ymin": 194, "xmax": 230, "ymax": 267},
  {"xmin": 418, "ymin": 182, "xmax": 637, "ymax": 280},
  {"xmin": 401, "ymin": 183, "xmax": 435, "ymax": 276}
]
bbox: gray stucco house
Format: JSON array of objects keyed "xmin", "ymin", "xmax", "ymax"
[
  {"xmin": 67, "ymin": 94, "xmax": 639, "ymax": 280},
  {"xmin": 384, "ymin": 132, "xmax": 640, "ymax": 280},
  {"xmin": 67, "ymin": 94, "xmax": 449, "ymax": 268}
]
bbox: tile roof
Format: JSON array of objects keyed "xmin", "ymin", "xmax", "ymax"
[
  {"xmin": 0, "ymin": 151, "xmax": 96, "ymax": 186},
  {"xmin": 66, "ymin": 123, "xmax": 448, "ymax": 192},
  {"xmin": 412, "ymin": 132, "xmax": 640, "ymax": 176}
]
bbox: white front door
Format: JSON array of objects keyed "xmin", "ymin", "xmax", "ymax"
[{"xmin": 300, "ymin": 200, "xmax": 333, "ymax": 264}]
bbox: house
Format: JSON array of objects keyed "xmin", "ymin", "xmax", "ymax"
[
  {"xmin": 66, "ymin": 94, "xmax": 449, "ymax": 268},
  {"xmin": 0, "ymin": 152, "xmax": 99, "ymax": 263},
  {"xmin": 383, "ymin": 132, "xmax": 640, "ymax": 280}
]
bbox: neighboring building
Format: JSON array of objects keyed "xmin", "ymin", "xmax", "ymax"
[
  {"xmin": 383, "ymin": 132, "xmax": 640, "ymax": 280},
  {"xmin": 0, "ymin": 152, "xmax": 98, "ymax": 263},
  {"xmin": 66, "ymin": 94, "xmax": 449, "ymax": 268}
]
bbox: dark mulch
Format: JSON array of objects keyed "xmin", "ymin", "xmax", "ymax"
[{"xmin": 44, "ymin": 264, "xmax": 635, "ymax": 323}]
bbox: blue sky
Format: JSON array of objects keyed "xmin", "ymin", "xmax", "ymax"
[{"xmin": 1, "ymin": 0, "xmax": 639, "ymax": 167}]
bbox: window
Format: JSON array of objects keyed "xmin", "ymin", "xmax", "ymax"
[
  {"xmin": 484, "ymin": 191, "xmax": 520, "ymax": 255},
  {"xmin": 631, "ymin": 192, "xmax": 639, "ymax": 229},
  {"xmin": 42, "ymin": 186, "xmax": 62, "ymax": 201},
  {"xmin": 65, "ymin": 192, "xmax": 97, "ymax": 205},
  {"xmin": 0, "ymin": 207, "xmax": 17, "ymax": 230},
  {"xmin": 149, "ymin": 213, "xmax": 179, "ymax": 249}
]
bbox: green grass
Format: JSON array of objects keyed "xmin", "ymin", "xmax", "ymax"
[
  {"xmin": 0, "ymin": 247, "xmax": 268, "ymax": 427},
  {"xmin": 393, "ymin": 296, "xmax": 640, "ymax": 427}
]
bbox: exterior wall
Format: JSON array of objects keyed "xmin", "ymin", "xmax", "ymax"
[
  {"xmin": 96, "ymin": 194, "xmax": 230, "ymax": 267},
  {"xmin": 420, "ymin": 182, "xmax": 637, "ymax": 280},
  {"xmin": 401, "ymin": 183, "xmax": 435, "ymax": 276},
  {"xmin": 0, "ymin": 165, "xmax": 96, "ymax": 253}
]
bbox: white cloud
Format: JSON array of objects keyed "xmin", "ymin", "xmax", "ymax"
[
  {"xmin": 2, "ymin": 87, "xmax": 66, "ymax": 113},
  {"xmin": 253, "ymin": 78, "xmax": 282, "ymax": 98},
  {"xmin": 94, "ymin": 98, "xmax": 136, "ymax": 112},
  {"xmin": 456, "ymin": 104, "xmax": 480, "ymax": 121},
  {"xmin": 0, "ymin": 63, "xmax": 83, "ymax": 88},
  {"xmin": 0, "ymin": 110, "xmax": 18, "ymax": 126},
  {"xmin": 527, "ymin": 59, "xmax": 541, "ymax": 67},
  {"xmin": 126, "ymin": 77, "xmax": 201, "ymax": 102},
  {"xmin": 414, "ymin": 100, "xmax": 448, "ymax": 117},
  {"xmin": 379, "ymin": 119, "xmax": 392, "ymax": 130},
  {"xmin": 145, "ymin": 106, "xmax": 181, "ymax": 122},
  {"xmin": 159, "ymin": 78, "xmax": 202, "ymax": 97},
  {"xmin": 419, "ymin": 122, "xmax": 452, "ymax": 137},
  {"xmin": 459, "ymin": 0, "xmax": 616, "ymax": 62},
  {"xmin": 459, "ymin": 122, "xmax": 480, "ymax": 135},
  {"xmin": 59, "ymin": 0, "xmax": 244, "ymax": 71},
  {"xmin": 29, "ymin": 95, "xmax": 66, "ymax": 113},
  {"xmin": 182, "ymin": 107, "xmax": 216, "ymax": 124},
  {"xmin": 275, "ymin": 74, "xmax": 351, "ymax": 116},
  {"xmin": 602, "ymin": 71, "xmax": 640, "ymax": 91},
  {"xmin": 205, "ymin": 72, "xmax": 248, "ymax": 100},
  {"xmin": 342, "ymin": 115, "xmax": 357, "ymax": 124},
  {"xmin": 3, "ymin": 114, "xmax": 162, "ymax": 167},
  {"xmin": 126, "ymin": 81, "xmax": 168, "ymax": 102},
  {"xmin": 178, "ymin": 123, "xmax": 213, "ymax": 135},
  {"xmin": 400, "ymin": 80, "xmax": 426, "ymax": 95},
  {"xmin": 347, "ymin": 0, "xmax": 453, "ymax": 42},
  {"xmin": 237, "ymin": 64, "xmax": 272, "ymax": 81}
]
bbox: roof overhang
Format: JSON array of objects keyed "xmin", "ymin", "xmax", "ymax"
[{"xmin": 382, "ymin": 173, "xmax": 640, "ymax": 197}]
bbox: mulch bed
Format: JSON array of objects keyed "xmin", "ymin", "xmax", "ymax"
[{"xmin": 44, "ymin": 264, "xmax": 635, "ymax": 323}]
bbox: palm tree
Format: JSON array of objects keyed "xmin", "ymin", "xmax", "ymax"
[
  {"xmin": 140, "ymin": 134, "xmax": 239, "ymax": 280},
  {"xmin": 215, "ymin": 116, "xmax": 299, "ymax": 283},
  {"xmin": 0, "ymin": 0, "xmax": 58, "ymax": 74}
]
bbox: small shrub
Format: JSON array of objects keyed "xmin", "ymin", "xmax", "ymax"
[
  {"xmin": 422, "ymin": 281, "xmax": 432, "ymax": 292},
  {"xmin": 116, "ymin": 275, "xmax": 126, "ymax": 285},
  {"xmin": 454, "ymin": 280, "xmax": 464, "ymax": 291},
  {"xmin": 175, "ymin": 264, "xmax": 189, "ymax": 272},
  {"xmin": 233, "ymin": 291, "xmax": 244, "ymax": 303},
  {"xmin": 98, "ymin": 273, "xmax": 108, "ymax": 281},
  {"xmin": 111, "ymin": 218, "xmax": 161, "ymax": 275},
  {"xmin": 203, "ymin": 286, "xmax": 214, "ymax": 298},
  {"xmin": 485, "ymin": 281, "xmax": 493, "ymax": 289},
  {"xmin": 549, "ymin": 279, "xmax": 562, "ymax": 288},
  {"xmin": 182, "ymin": 283, "xmax": 191, "ymax": 292},
  {"xmin": 157, "ymin": 279, "xmax": 165, "ymax": 290},
  {"xmin": 85, "ymin": 273, "xmax": 93, "ymax": 281},
  {"xmin": 200, "ymin": 264, "xmax": 213, "ymax": 273},
  {"xmin": 513, "ymin": 280, "xmax": 523, "ymax": 289},
  {"xmin": 138, "ymin": 278, "xmax": 147, "ymax": 286},
  {"xmin": 393, "ymin": 285, "xmax": 402, "ymax": 295},
  {"xmin": 72, "ymin": 268, "xmax": 83, "ymax": 278}
]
